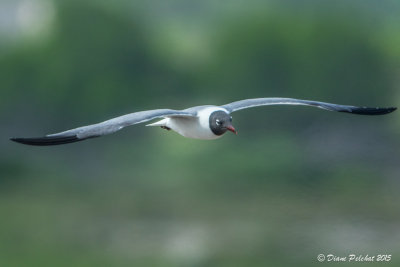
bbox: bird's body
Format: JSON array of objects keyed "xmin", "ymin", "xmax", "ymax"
[
  {"xmin": 147, "ymin": 106, "xmax": 229, "ymax": 140},
  {"xmin": 10, "ymin": 97, "xmax": 397, "ymax": 146}
]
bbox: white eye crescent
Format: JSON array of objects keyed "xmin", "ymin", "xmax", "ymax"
[{"xmin": 216, "ymin": 119, "xmax": 221, "ymax": 125}]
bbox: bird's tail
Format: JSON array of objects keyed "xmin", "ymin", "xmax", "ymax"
[{"xmin": 146, "ymin": 118, "xmax": 168, "ymax": 127}]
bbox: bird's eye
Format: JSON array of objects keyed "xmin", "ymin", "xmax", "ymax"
[
  {"xmin": 230, "ymin": 117, "xmax": 232, "ymax": 122},
  {"xmin": 216, "ymin": 119, "xmax": 221, "ymax": 125}
]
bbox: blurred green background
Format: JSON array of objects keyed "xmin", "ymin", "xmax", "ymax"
[{"xmin": 1, "ymin": 0, "xmax": 400, "ymax": 266}]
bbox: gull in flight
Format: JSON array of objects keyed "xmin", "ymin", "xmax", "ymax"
[{"xmin": 10, "ymin": 97, "xmax": 396, "ymax": 146}]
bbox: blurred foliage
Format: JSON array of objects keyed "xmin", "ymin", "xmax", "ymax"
[{"xmin": 1, "ymin": 0, "xmax": 400, "ymax": 266}]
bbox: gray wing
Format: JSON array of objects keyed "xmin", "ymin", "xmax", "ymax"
[
  {"xmin": 11, "ymin": 109, "xmax": 196, "ymax": 146},
  {"xmin": 222, "ymin": 97, "xmax": 396, "ymax": 115}
]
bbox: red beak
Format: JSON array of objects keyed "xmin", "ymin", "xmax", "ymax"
[{"xmin": 226, "ymin": 125, "xmax": 237, "ymax": 135}]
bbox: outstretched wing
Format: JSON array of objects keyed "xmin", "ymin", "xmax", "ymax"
[
  {"xmin": 11, "ymin": 109, "xmax": 196, "ymax": 146},
  {"xmin": 222, "ymin": 97, "xmax": 396, "ymax": 115}
]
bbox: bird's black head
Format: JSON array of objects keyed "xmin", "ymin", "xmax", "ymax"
[{"xmin": 209, "ymin": 111, "xmax": 236, "ymax": 136}]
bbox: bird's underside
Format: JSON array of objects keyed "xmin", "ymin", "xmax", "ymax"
[{"xmin": 10, "ymin": 97, "xmax": 397, "ymax": 146}]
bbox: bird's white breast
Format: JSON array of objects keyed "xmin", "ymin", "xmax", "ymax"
[{"xmin": 166, "ymin": 106, "xmax": 229, "ymax": 140}]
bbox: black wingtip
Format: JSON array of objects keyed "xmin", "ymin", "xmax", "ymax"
[
  {"xmin": 10, "ymin": 135, "xmax": 83, "ymax": 146},
  {"xmin": 342, "ymin": 106, "xmax": 397, "ymax": 115}
]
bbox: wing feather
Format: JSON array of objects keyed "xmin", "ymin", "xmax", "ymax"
[
  {"xmin": 222, "ymin": 97, "xmax": 396, "ymax": 115},
  {"xmin": 11, "ymin": 109, "xmax": 196, "ymax": 146}
]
